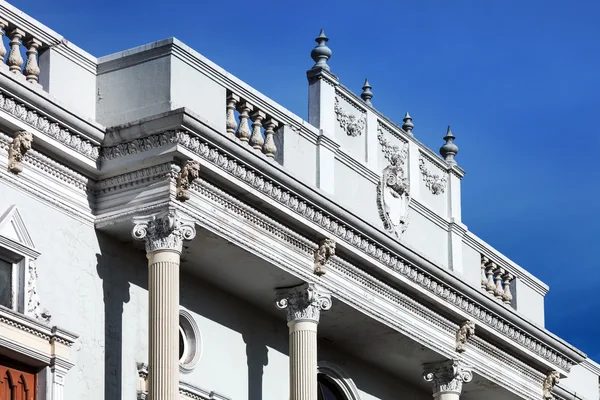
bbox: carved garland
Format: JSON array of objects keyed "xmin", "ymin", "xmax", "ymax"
[
  {"xmin": 334, "ymin": 97, "xmax": 365, "ymax": 137},
  {"xmin": 101, "ymin": 129, "xmax": 575, "ymax": 372},
  {"xmin": 0, "ymin": 92, "xmax": 100, "ymax": 160},
  {"xmin": 419, "ymin": 157, "xmax": 447, "ymax": 195}
]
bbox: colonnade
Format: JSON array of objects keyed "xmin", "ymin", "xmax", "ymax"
[{"xmin": 132, "ymin": 211, "xmax": 472, "ymax": 400}]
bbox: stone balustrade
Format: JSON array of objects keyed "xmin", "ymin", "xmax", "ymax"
[
  {"xmin": 225, "ymin": 90, "xmax": 282, "ymax": 160},
  {"xmin": 0, "ymin": 19, "xmax": 44, "ymax": 87},
  {"xmin": 480, "ymin": 254, "xmax": 514, "ymax": 307}
]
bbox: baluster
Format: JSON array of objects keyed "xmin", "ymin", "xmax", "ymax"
[
  {"xmin": 494, "ymin": 266, "xmax": 505, "ymax": 301},
  {"xmin": 262, "ymin": 118, "xmax": 278, "ymax": 159},
  {"xmin": 236, "ymin": 102, "xmax": 253, "ymax": 142},
  {"xmin": 226, "ymin": 93, "xmax": 239, "ymax": 136},
  {"xmin": 0, "ymin": 20, "xmax": 8, "ymax": 62},
  {"xmin": 502, "ymin": 272, "xmax": 513, "ymax": 306},
  {"xmin": 480, "ymin": 255, "xmax": 489, "ymax": 290},
  {"xmin": 485, "ymin": 261, "xmax": 496, "ymax": 296},
  {"xmin": 249, "ymin": 110, "xmax": 265, "ymax": 151},
  {"xmin": 7, "ymin": 28, "xmax": 24, "ymax": 73},
  {"xmin": 23, "ymin": 38, "xmax": 41, "ymax": 83}
]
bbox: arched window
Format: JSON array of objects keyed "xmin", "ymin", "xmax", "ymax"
[{"xmin": 318, "ymin": 373, "xmax": 348, "ymax": 400}]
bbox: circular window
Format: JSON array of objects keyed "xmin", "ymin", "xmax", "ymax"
[{"xmin": 178, "ymin": 309, "xmax": 201, "ymax": 373}]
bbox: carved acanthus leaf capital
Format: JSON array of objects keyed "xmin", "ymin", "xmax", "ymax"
[
  {"xmin": 275, "ymin": 283, "xmax": 332, "ymax": 324},
  {"xmin": 132, "ymin": 210, "xmax": 196, "ymax": 254},
  {"xmin": 422, "ymin": 360, "xmax": 473, "ymax": 395}
]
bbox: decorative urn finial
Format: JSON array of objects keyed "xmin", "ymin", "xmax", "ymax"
[
  {"xmin": 310, "ymin": 29, "xmax": 332, "ymax": 71},
  {"xmin": 440, "ymin": 126, "xmax": 459, "ymax": 165},
  {"xmin": 361, "ymin": 78, "xmax": 373, "ymax": 105},
  {"xmin": 402, "ymin": 112, "xmax": 414, "ymax": 136}
]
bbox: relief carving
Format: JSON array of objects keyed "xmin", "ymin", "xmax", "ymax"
[
  {"xmin": 419, "ymin": 158, "xmax": 447, "ymax": 195},
  {"xmin": 314, "ymin": 238, "xmax": 335, "ymax": 276},
  {"xmin": 455, "ymin": 320, "xmax": 475, "ymax": 353},
  {"xmin": 377, "ymin": 128, "xmax": 410, "ymax": 237},
  {"xmin": 334, "ymin": 97, "xmax": 365, "ymax": 137},
  {"xmin": 26, "ymin": 260, "xmax": 51, "ymax": 323},
  {"xmin": 8, "ymin": 130, "xmax": 33, "ymax": 174},
  {"xmin": 542, "ymin": 371, "xmax": 560, "ymax": 399},
  {"xmin": 175, "ymin": 160, "xmax": 200, "ymax": 202}
]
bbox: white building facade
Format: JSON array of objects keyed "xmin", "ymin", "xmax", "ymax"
[{"xmin": 0, "ymin": 2, "xmax": 597, "ymax": 399}]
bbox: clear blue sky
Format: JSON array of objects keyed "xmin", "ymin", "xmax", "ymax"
[{"xmin": 15, "ymin": 0, "xmax": 600, "ymax": 360}]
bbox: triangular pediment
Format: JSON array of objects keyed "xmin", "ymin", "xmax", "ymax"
[{"xmin": 0, "ymin": 205, "xmax": 36, "ymax": 250}]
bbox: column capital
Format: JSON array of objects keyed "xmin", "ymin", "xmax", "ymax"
[
  {"xmin": 132, "ymin": 210, "xmax": 196, "ymax": 254},
  {"xmin": 422, "ymin": 360, "xmax": 473, "ymax": 396},
  {"xmin": 275, "ymin": 283, "xmax": 332, "ymax": 324}
]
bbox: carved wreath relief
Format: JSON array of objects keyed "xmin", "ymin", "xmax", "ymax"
[
  {"xmin": 419, "ymin": 158, "xmax": 447, "ymax": 195},
  {"xmin": 8, "ymin": 130, "xmax": 33, "ymax": 174},
  {"xmin": 376, "ymin": 127, "xmax": 410, "ymax": 237},
  {"xmin": 542, "ymin": 371, "xmax": 560, "ymax": 399},
  {"xmin": 314, "ymin": 238, "xmax": 335, "ymax": 276},
  {"xmin": 334, "ymin": 97, "xmax": 365, "ymax": 137},
  {"xmin": 455, "ymin": 320, "xmax": 475, "ymax": 353},
  {"xmin": 175, "ymin": 160, "xmax": 200, "ymax": 202}
]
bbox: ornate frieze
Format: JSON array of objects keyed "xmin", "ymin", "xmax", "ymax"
[
  {"xmin": 542, "ymin": 371, "xmax": 560, "ymax": 399},
  {"xmin": 105, "ymin": 130, "xmax": 575, "ymax": 372},
  {"xmin": 377, "ymin": 127, "xmax": 410, "ymax": 237},
  {"xmin": 422, "ymin": 360, "xmax": 473, "ymax": 395},
  {"xmin": 419, "ymin": 157, "xmax": 447, "ymax": 195},
  {"xmin": 334, "ymin": 97, "xmax": 365, "ymax": 137},
  {"xmin": 175, "ymin": 160, "xmax": 200, "ymax": 202},
  {"xmin": 314, "ymin": 238, "xmax": 335, "ymax": 276},
  {"xmin": 275, "ymin": 283, "xmax": 332, "ymax": 323},
  {"xmin": 132, "ymin": 210, "xmax": 197, "ymax": 254},
  {"xmin": 7, "ymin": 130, "xmax": 32, "ymax": 174},
  {"xmin": 0, "ymin": 92, "xmax": 100, "ymax": 160},
  {"xmin": 26, "ymin": 260, "xmax": 51, "ymax": 323},
  {"xmin": 455, "ymin": 320, "xmax": 475, "ymax": 353}
]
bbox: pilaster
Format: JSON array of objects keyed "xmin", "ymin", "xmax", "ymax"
[{"xmin": 423, "ymin": 360, "xmax": 473, "ymax": 400}]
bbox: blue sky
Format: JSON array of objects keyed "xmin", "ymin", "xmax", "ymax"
[{"xmin": 15, "ymin": 0, "xmax": 600, "ymax": 360}]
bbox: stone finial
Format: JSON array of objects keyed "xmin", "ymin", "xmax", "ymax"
[
  {"xmin": 314, "ymin": 238, "xmax": 335, "ymax": 276},
  {"xmin": 275, "ymin": 283, "xmax": 332, "ymax": 324},
  {"xmin": 310, "ymin": 29, "xmax": 332, "ymax": 71},
  {"xmin": 423, "ymin": 360, "xmax": 472, "ymax": 396},
  {"xmin": 8, "ymin": 130, "xmax": 33, "ymax": 174},
  {"xmin": 542, "ymin": 371, "xmax": 560, "ymax": 399},
  {"xmin": 455, "ymin": 320, "xmax": 475, "ymax": 353},
  {"xmin": 440, "ymin": 126, "xmax": 458, "ymax": 165},
  {"xmin": 361, "ymin": 79, "xmax": 373, "ymax": 106},
  {"xmin": 402, "ymin": 112, "xmax": 414, "ymax": 136},
  {"xmin": 175, "ymin": 160, "xmax": 200, "ymax": 202}
]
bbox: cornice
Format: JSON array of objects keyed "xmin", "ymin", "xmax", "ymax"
[
  {"xmin": 334, "ymin": 148, "xmax": 378, "ymax": 184},
  {"xmin": 0, "ymin": 305, "xmax": 78, "ymax": 346},
  {"xmin": 96, "ymin": 114, "xmax": 583, "ymax": 371},
  {"xmin": 335, "ymin": 87, "xmax": 367, "ymax": 113},
  {"xmin": 167, "ymin": 177, "xmax": 544, "ymax": 399},
  {"xmin": 316, "ymin": 133, "xmax": 339, "ymax": 152},
  {"xmin": 94, "ymin": 162, "xmax": 175, "ymax": 194}
]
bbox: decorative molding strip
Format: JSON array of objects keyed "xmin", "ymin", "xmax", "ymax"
[
  {"xmin": 102, "ymin": 130, "xmax": 576, "ymax": 372},
  {"xmin": 377, "ymin": 120, "xmax": 409, "ymax": 145},
  {"xmin": 176, "ymin": 177, "xmax": 544, "ymax": 399},
  {"xmin": 94, "ymin": 163, "xmax": 175, "ymax": 194},
  {"xmin": 335, "ymin": 89, "xmax": 367, "ymax": 113},
  {"xmin": 419, "ymin": 157, "xmax": 447, "ymax": 195},
  {"xmin": 0, "ymin": 306, "xmax": 77, "ymax": 346},
  {"xmin": 334, "ymin": 97, "xmax": 366, "ymax": 137},
  {"xmin": 0, "ymin": 91, "xmax": 100, "ymax": 160},
  {"xmin": 334, "ymin": 148, "xmax": 378, "ymax": 184}
]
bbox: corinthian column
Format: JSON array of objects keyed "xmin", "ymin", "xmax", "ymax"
[
  {"xmin": 423, "ymin": 360, "xmax": 473, "ymax": 400},
  {"xmin": 275, "ymin": 283, "xmax": 332, "ymax": 400},
  {"xmin": 132, "ymin": 211, "xmax": 196, "ymax": 400}
]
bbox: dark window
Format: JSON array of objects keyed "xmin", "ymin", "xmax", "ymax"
[
  {"xmin": 317, "ymin": 373, "xmax": 346, "ymax": 400},
  {"xmin": 0, "ymin": 260, "xmax": 12, "ymax": 308}
]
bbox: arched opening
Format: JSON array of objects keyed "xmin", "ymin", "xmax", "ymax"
[{"xmin": 318, "ymin": 373, "xmax": 348, "ymax": 400}]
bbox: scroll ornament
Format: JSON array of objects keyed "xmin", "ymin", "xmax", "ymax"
[
  {"xmin": 8, "ymin": 130, "xmax": 33, "ymax": 174},
  {"xmin": 314, "ymin": 238, "xmax": 335, "ymax": 276},
  {"xmin": 334, "ymin": 97, "xmax": 366, "ymax": 137},
  {"xmin": 376, "ymin": 128, "xmax": 410, "ymax": 237}
]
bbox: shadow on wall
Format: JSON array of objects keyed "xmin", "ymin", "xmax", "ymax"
[
  {"xmin": 96, "ymin": 232, "xmax": 147, "ymax": 400},
  {"xmin": 180, "ymin": 271, "xmax": 288, "ymax": 400}
]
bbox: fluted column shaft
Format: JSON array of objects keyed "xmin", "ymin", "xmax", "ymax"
[
  {"xmin": 148, "ymin": 250, "xmax": 180, "ymax": 400},
  {"xmin": 133, "ymin": 211, "xmax": 196, "ymax": 400},
  {"xmin": 276, "ymin": 283, "xmax": 332, "ymax": 400}
]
